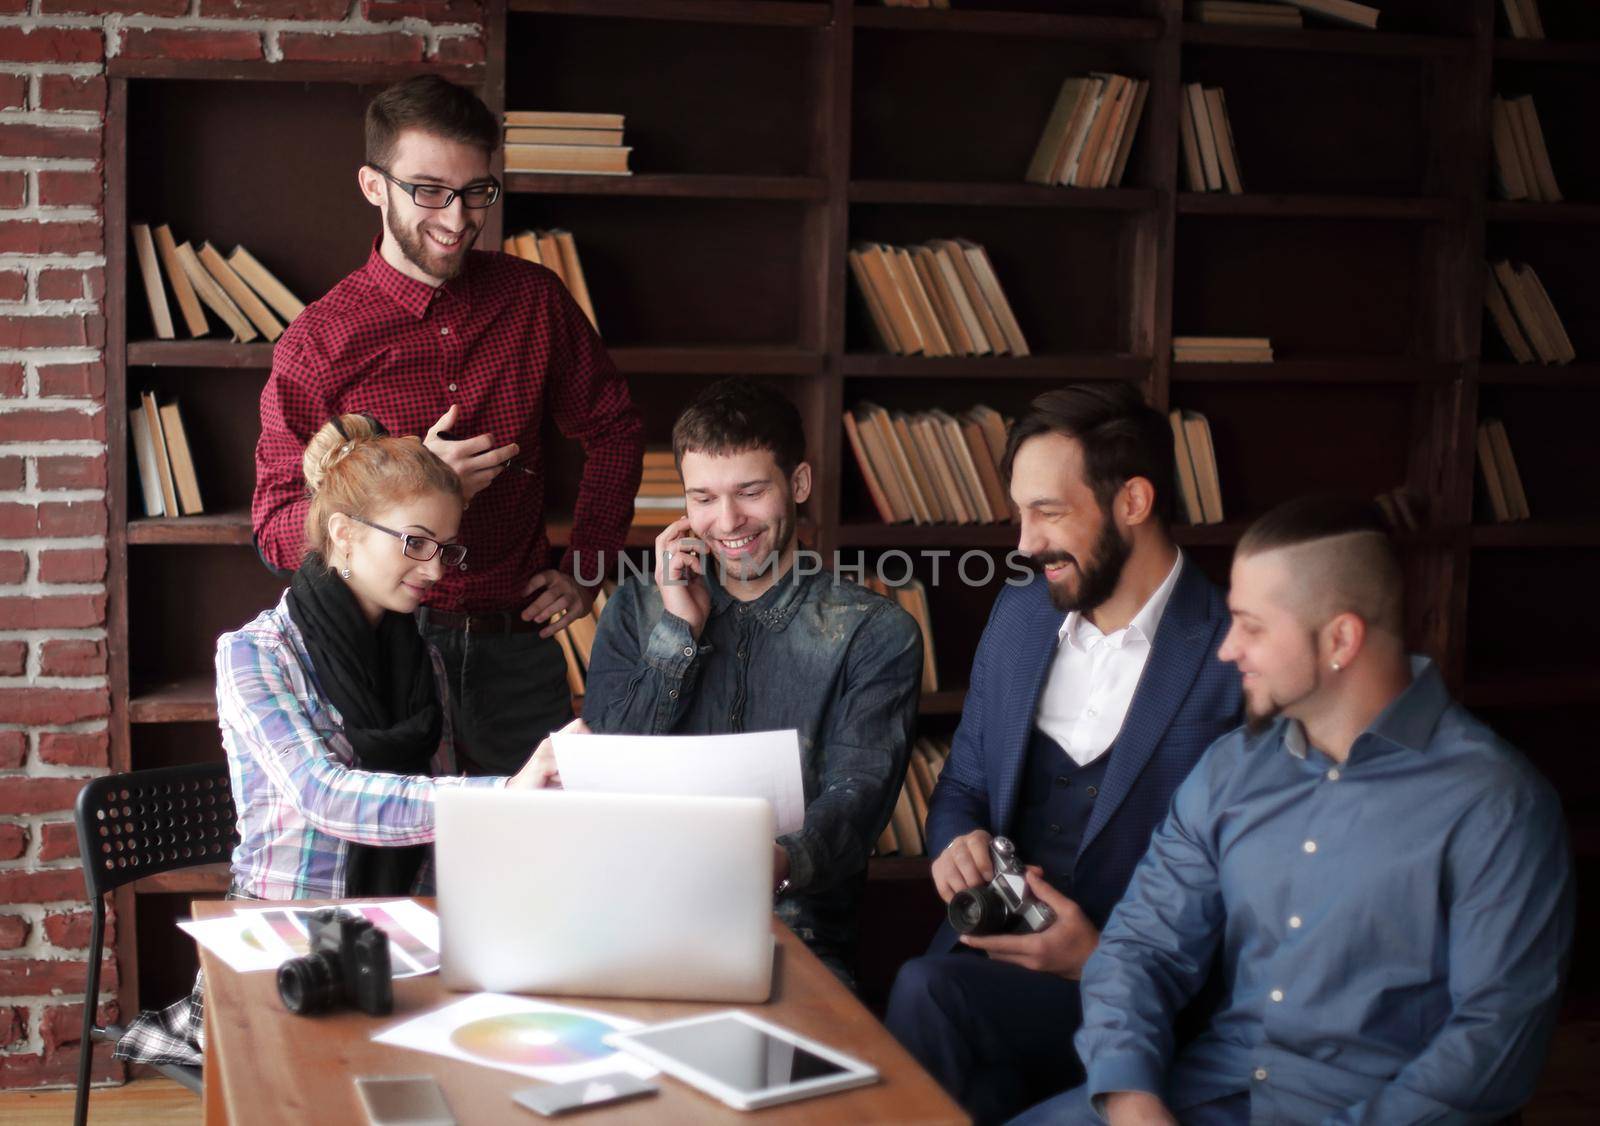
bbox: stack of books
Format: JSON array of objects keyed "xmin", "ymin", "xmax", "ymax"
[
  {"xmin": 130, "ymin": 392, "xmax": 203, "ymax": 519},
  {"xmin": 1282, "ymin": 0, "xmax": 1379, "ymax": 28},
  {"xmin": 848, "ymin": 240, "xmax": 1030, "ymax": 357},
  {"xmin": 553, "ymin": 581, "xmax": 618, "ymax": 700},
  {"xmin": 502, "ymin": 111, "xmax": 631, "ymax": 176},
  {"xmin": 502, "ymin": 229, "xmax": 599, "ymax": 333},
  {"xmin": 843, "ymin": 402, "xmax": 1012, "ymax": 526},
  {"xmin": 1024, "ymin": 73, "xmax": 1151, "ymax": 189},
  {"xmin": 1484, "ymin": 260, "xmax": 1575, "ymax": 365},
  {"xmin": 873, "ymin": 737, "xmax": 952, "ymax": 858},
  {"xmin": 1188, "ymin": 2, "xmax": 1305, "ymax": 26},
  {"xmin": 632, "ymin": 449, "xmax": 685, "ymax": 529},
  {"xmin": 1499, "ymin": 0, "xmax": 1545, "ymax": 39},
  {"xmin": 1173, "ymin": 335, "xmax": 1272, "ymax": 363},
  {"xmin": 130, "ymin": 224, "xmax": 304, "ymax": 343},
  {"xmin": 1490, "ymin": 94, "xmax": 1561, "ymax": 202},
  {"xmin": 1179, "ymin": 84, "xmax": 1244, "ymax": 194},
  {"xmin": 1475, "ymin": 419, "xmax": 1530, "ymax": 522},
  {"xmin": 1169, "ymin": 409, "xmax": 1226, "ymax": 526}
]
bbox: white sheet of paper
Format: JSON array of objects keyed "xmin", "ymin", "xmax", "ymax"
[
  {"xmin": 551, "ymin": 729, "xmax": 806, "ymax": 835},
  {"xmin": 181, "ymin": 900, "xmax": 442, "ymax": 977},
  {"xmin": 373, "ymin": 993, "xmax": 657, "ymax": 1084},
  {"xmin": 176, "ymin": 915, "xmax": 286, "ymax": 973}
]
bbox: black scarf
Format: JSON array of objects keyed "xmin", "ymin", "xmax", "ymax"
[{"xmin": 287, "ymin": 556, "xmax": 443, "ymax": 897}]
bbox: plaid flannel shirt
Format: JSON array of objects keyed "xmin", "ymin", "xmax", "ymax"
[{"xmin": 217, "ymin": 591, "xmax": 506, "ymax": 901}]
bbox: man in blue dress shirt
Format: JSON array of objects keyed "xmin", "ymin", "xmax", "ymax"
[{"xmin": 1016, "ymin": 495, "xmax": 1574, "ymax": 1125}]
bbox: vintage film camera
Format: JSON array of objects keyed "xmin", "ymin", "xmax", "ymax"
[
  {"xmin": 947, "ymin": 836, "xmax": 1057, "ymax": 936},
  {"xmin": 276, "ymin": 907, "xmax": 394, "ymax": 1017}
]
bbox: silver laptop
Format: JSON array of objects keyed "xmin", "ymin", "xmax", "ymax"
[{"xmin": 435, "ymin": 788, "xmax": 776, "ymax": 1003}]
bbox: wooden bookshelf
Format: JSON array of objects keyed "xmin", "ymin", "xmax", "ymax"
[{"xmin": 105, "ymin": 0, "xmax": 1600, "ymax": 1015}]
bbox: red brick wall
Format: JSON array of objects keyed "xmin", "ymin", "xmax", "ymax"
[{"xmin": 0, "ymin": 1, "xmax": 483, "ymax": 1089}]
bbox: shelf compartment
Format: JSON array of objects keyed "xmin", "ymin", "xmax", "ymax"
[
  {"xmin": 1488, "ymin": 202, "xmax": 1600, "ymax": 226},
  {"xmin": 509, "ymin": 0, "xmax": 829, "ymax": 27},
  {"xmin": 854, "ymin": 7, "xmax": 1161, "ymax": 42},
  {"xmin": 128, "ymin": 512, "xmax": 253, "ymax": 547},
  {"xmin": 1177, "ymin": 193, "xmax": 1458, "ymax": 222},
  {"xmin": 130, "ymin": 678, "xmax": 219, "ymax": 724},
  {"xmin": 1181, "ymin": 24, "xmax": 1470, "ymax": 58},
  {"xmin": 127, "ymin": 340, "xmax": 275, "ymax": 368},
  {"xmin": 850, "ymin": 181, "xmax": 1156, "ymax": 211},
  {"xmin": 841, "ymin": 353, "xmax": 1148, "ymax": 381},
  {"xmin": 1470, "ymin": 520, "xmax": 1600, "ymax": 549},
  {"xmin": 1172, "ymin": 358, "xmax": 1459, "ymax": 384},
  {"xmin": 611, "ymin": 346, "xmax": 824, "ymax": 375},
  {"xmin": 1478, "ymin": 362, "xmax": 1600, "ymax": 388},
  {"xmin": 504, "ymin": 172, "xmax": 826, "ymax": 201}
]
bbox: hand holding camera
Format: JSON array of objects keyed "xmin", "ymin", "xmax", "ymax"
[
  {"xmin": 945, "ymin": 836, "xmax": 1101, "ymax": 980},
  {"xmin": 277, "ymin": 907, "xmax": 394, "ymax": 1017}
]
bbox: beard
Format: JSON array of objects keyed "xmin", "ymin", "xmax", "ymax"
[
  {"xmin": 386, "ymin": 199, "xmax": 477, "ymax": 282},
  {"xmin": 1034, "ymin": 514, "xmax": 1132, "ymax": 615},
  {"xmin": 1243, "ymin": 637, "xmax": 1325, "ymax": 734}
]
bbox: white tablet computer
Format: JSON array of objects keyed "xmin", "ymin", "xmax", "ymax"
[{"xmin": 602, "ymin": 1010, "xmax": 879, "ymax": 1111}]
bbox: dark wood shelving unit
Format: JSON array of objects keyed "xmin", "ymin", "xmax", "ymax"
[{"xmin": 105, "ymin": 0, "xmax": 1600, "ymax": 1016}]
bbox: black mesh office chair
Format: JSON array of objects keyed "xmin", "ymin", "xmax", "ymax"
[{"xmin": 72, "ymin": 763, "xmax": 237, "ymax": 1126}]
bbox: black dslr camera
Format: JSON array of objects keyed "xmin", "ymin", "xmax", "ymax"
[
  {"xmin": 276, "ymin": 907, "xmax": 393, "ymax": 1017},
  {"xmin": 947, "ymin": 836, "xmax": 1057, "ymax": 936}
]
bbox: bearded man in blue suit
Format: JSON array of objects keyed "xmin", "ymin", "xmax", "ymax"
[{"xmin": 886, "ymin": 384, "xmax": 1242, "ymax": 1125}]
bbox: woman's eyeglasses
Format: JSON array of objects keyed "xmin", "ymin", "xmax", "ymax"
[{"xmin": 351, "ymin": 516, "xmax": 468, "ymax": 568}]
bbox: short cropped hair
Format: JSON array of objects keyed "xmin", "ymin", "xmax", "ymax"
[
  {"xmin": 672, "ymin": 379, "xmax": 807, "ymax": 478},
  {"xmin": 1238, "ymin": 494, "xmax": 1404, "ymax": 636},
  {"xmin": 366, "ymin": 76, "xmax": 499, "ymax": 170},
  {"xmin": 1000, "ymin": 383, "xmax": 1175, "ymax": 525}
]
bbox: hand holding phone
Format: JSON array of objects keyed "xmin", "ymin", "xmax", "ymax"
[{"xmin": 653, "ymin": 517, "xmax": 710, "ymax": 639}]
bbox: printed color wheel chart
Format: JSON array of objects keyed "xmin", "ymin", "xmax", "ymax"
[{"xmin": 450, "ymin": 1012, "xmax": 617, "ymax": 1067}]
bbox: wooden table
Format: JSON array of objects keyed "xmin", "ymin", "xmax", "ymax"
[{"xmin": 195, "ymin": 898, "xmax": 967, "ymax": 1125}]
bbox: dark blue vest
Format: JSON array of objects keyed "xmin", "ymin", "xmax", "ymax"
[{"xmin": 1010, "ymin": 726, "xmax": 1113, "ymax": 896}]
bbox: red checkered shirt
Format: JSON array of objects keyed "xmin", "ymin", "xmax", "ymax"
[{"xmin": 253, "ymin": 240, "xmax": 643, "ymax": 613}]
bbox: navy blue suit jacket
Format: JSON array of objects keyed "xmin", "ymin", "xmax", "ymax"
[{"xmin": 925, "ymin": 557, "xmax": 1242, "ymax": 953}]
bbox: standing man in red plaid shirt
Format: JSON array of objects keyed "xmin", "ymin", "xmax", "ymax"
[{"xmin": 253, "ymin": 76, "xmax": 643, "ymax": 774}]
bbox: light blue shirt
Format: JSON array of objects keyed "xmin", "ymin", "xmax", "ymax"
[{"xmin": 1077, "ymin": 658, "xmax": 1574, "ymax": 1124}]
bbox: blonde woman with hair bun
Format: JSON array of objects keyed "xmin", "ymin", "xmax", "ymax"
[{"xmin": 216, "ymin": 413, "xmax": 565, "ymax": 904}]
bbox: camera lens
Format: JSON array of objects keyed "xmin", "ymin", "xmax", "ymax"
[
  {"xmin": 277, "ymin": 951, "xmax": 342, "ymax": 1014},
  {"xmin": 948, "ymin": 887, "xmax": 1011, "ymax": 936}
]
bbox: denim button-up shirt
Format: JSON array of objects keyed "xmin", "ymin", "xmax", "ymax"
[
  {"xmin": 1078, "ymin": 658, "xmax": 1574, "ymax": 1123},
  {"xmin": 583, "ymin": 565, "xmax": 922, "ymax": 964}
]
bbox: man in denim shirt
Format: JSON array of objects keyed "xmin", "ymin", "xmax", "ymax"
[{"xmin": 583, "ymin": 379, "xmax": 922, "ymax": 984}]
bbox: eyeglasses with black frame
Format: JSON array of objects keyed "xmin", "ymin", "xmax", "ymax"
[
  {"xmin": 350, "ymin": 515, "xmax": 468, "ymax": 568},
  {"xmin": 366, "ymin": 164, "xmax": 501, "ymax": 210}
]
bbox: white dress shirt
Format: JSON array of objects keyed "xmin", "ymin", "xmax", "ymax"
[{"xmin": 1034, "ymin": 552, "xmax": 1184, "ymax": 767}]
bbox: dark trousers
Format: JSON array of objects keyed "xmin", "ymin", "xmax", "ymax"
[
  {"xmin": 418, "ymin": 614, "xmax": 573, "ymax": 776},
  {"xmin": 887, "ymin": 949, "xmax": 1086, "ymax": 1126}
]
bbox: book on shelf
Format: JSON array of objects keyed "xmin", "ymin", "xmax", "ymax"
[
  {"xmin": 131, "ymin": 223, "xmax": 308, "ymax": 343},
  {"xmin": 1490, "ymin": 94, "xmax": 1561, "ymax": 202},
  {"xmin": 152, "ymin": 224, "xmax": 208, "ymax": 338},
  {"xmin": 198, "ymin": 242, "xmax": 284, "ymax": 342},
  {"xmin": 134, "ymin": 390, "xmax": 206, "ymax": 519},
  {"xmin": 873, "ymin": 737, "xmax": 951, "ymax": 859},
  {"xmin": 859, "ymin": 571, "xmax": 939, "ymax": 696},
  {"xmin": 502, "ymin": 228, "xmax": 600, "ymax": 333},
  {"xmin": 1180, "ymin": 84, "xmax": 1243, "ymax": 194},
  {"xmin": 846, "ymin": 402, "xmax": 1013, "ymax": 526},
  {"xmin": 503, "ymin": 110, "xmax": 631, "ymax": 175},
  {"xmin": 1281, "ymin": 0, "xmax": 1379, "ymax": 29},
  {"xmin": 1499, "ymin": 0, "xmax": 1544, "ymax": 40},
  {"xmin": 1485, "ymin": 260, "xmax": 1575, "ymax": 365},
  {"xmin": 1475, "ymin": 419, "xmax": 1530, "ymax": 523},
  {"xmin": 1169, "ymin": 409, "xmax": 1225, "ymax": 526},
  {"xmin": 1024, "ymin": 73, "xmax": 1150, "ymax": 190},
  {"xmin": 1173, "ymin": 335, "xmax": 1273, "ymax": 363},
  {"xmin": 850, "ymin": 239, "xmax": 1028, "ymax": 357},
  {"xmin": 1188, "ymin": 1, "xmax": 1304, "ymax": 27},
  {"xmin": 504, "ymin": 143, "xmax": 633, "ymax": 176},
  {"xmin": 631, "ymin": 449, "xmax": 684, "ymax": 528}
]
